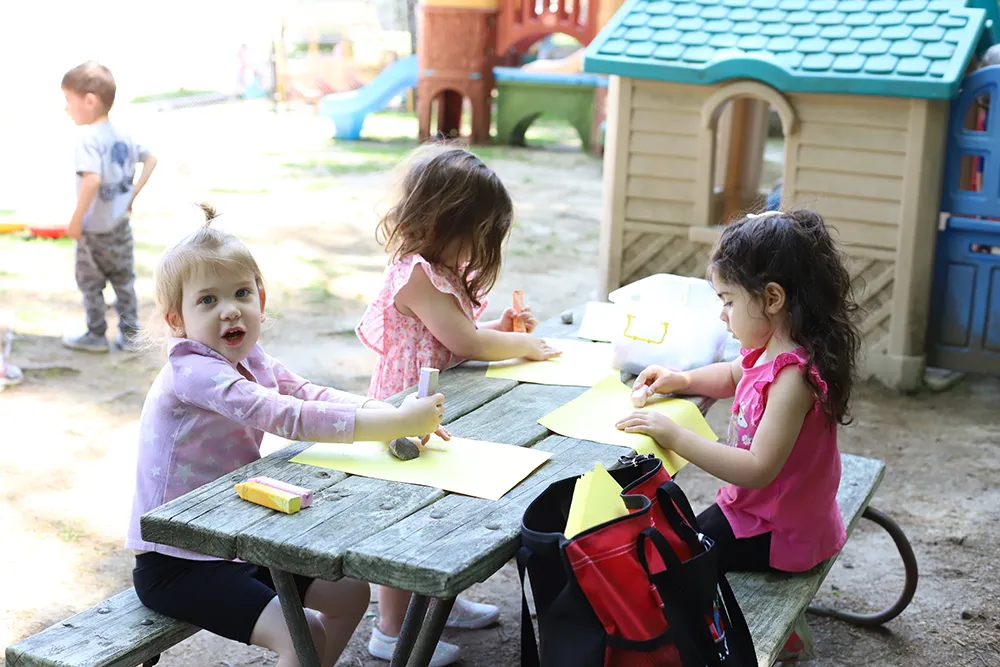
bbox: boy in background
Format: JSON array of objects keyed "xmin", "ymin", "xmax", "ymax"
[{"xmin": 61, "ymin": 61, "xmax": 157, "ymax": 352}]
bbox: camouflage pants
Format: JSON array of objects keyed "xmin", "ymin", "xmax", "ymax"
[{"xmin": 75, "ymin": 218, "xmax": 139, "ymax": 337}]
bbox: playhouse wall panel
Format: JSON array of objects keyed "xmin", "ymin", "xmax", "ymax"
[{"xmin": 786, "ymin": 94, "xmax": 911, "ymax": 252}]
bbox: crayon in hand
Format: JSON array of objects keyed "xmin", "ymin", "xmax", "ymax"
[{"xmin": 512, "ymin": 290, "xmax": 526, "ymax": 333}]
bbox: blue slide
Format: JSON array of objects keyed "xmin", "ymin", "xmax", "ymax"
[{"xmin": 317, "ymin": 55, "xmax": 418, "ymax": 140}]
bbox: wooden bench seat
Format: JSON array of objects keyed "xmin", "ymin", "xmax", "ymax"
[
  {"xmin": 731, "ymin": 453, "xmax": 886, "ymax": 667},
  {"xmin": 5, "ymin": 588, "xmax": 197, "ymax": 667}
]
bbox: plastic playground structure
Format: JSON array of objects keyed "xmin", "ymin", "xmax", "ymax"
[
  {"xmin": 316, "ymin": 55, "xmax": 417, "ymax": 140},
  {"xmin": 316, "ymin": 0, "xmax": 624, "ymax": 147}
]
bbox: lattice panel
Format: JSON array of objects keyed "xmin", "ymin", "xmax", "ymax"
[
  {"xmin": 846, "ymin": 255, "xmax": 895, "ymax": 355},
  {"xmin": 620, "ymin": 230, "xmax": 709, "ymax": 286}
]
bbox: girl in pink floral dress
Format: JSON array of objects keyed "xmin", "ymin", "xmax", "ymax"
[{"xmin": 357, "ymin": 142, "xmax": 560, "ymax": 666}]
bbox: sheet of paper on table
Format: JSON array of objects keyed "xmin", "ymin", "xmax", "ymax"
[
  {"xmin": 538, "ymin": 372, "xmax": 718, "ymax": 476},
  {"xmin": 576, "ymin": 301, "xmax": 625, "ymax": 343},
  {"xmin": 485, "ymin": 338, "xmax": 613, "ymax": 387},
  {"xmin": 290, "ymin": 435, "xmax": 552, "ymax": 501}
]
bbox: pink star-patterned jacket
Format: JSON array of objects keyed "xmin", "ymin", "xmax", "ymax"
[{"xmin": 126, "ymin": 338, "xmax": 367, "ymax": 560}]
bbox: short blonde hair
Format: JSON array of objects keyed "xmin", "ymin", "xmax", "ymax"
[
  {"xmin": 61, "ymin": 61, "xmax": 116, "ymax": 111},
  {"xmin": 146, "ymin": 204, "xmax": 265, "ymax": 347}
]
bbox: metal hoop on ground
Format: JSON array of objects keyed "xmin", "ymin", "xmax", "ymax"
[{"xmin": 807, "ymin": 505, "xmax": 919, "ymax": 627}]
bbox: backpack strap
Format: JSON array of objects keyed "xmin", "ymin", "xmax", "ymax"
[
  {"xmin": 717, "ymin": 573, "xmax": 756, "ymax": 663},
  {"xmin": 659, "ymin": 480, "xmax": 701, "ymax": 529},
  {"xmin": 654, "ymin": 485, "xmax": 703, "ymax": 553},
  {"xmin": 638, "ymin": 527, "xmax": 725, "ymax": 667},
  {"xmin": 517, "ymin": 545, "xmax": 541, "ymax": 667}
]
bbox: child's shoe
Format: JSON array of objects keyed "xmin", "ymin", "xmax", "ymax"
[
  {"xmin": 775, "ymin": 631, "xmax": 806, "ymax": 663},
  {"xmin": 62, "ymin": 331, "xmax": 109, "ymax": 353},
  {"xmin": 0, "ymin": 361, "xmax": 22, "ymax": 392},
  {"xmin": 368, "ymin": 625, "xmax": 460, "ymax": 666},
  {"xmin": 445, "ymin": 597, "xmax": 500, "ymax": 629}
]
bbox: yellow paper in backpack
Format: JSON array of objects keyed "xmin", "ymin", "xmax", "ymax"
[{"xmin": 564, "ymin": 463, "xmax": 629, "ymax": 539}]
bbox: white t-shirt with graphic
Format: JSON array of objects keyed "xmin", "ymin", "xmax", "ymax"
[{"xmin": 74, "ymin": 122, "xmax": 150, "ymax": 233}]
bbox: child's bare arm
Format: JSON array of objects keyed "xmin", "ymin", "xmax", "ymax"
[
  {"xmin": 632, "ymin": 358, "xmax": 742, "ymax": 405},
  {"xmin": 622, "ymin": 366, "xmax": 813, "ymax": 488},
  {"xmin": 128, "ymin": 154, "xmax": 157, "ymax": 211},
  {"xmin": 397, "ymin": 267, "xmax": 559, "ymax": 362},
  {"xmin": 68, "ymin": 173, "xmax": 101, "ymax": 239}
]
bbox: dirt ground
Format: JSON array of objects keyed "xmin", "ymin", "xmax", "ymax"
[{"xmin": 1, "ymin": 102, "xmax": 998, "ymax": 667}]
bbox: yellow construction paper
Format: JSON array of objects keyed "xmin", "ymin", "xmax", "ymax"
[
  {"xmin": 576, "ymin": 301, "xmax": 625, "ymax": 342},
  {"xmin": 290, "ymin": 435, "xmax": 552, "ymax": 500},
  {"xmin": 564, "ymin": 463, "xmax": 629, "ymax": 539},
  {"xmin": 538, "ymin": 372, "xmax": 718, "ymax": 475},
  {"xmin": 485, "ymin": 338, "xmax": 613, "ymax": 387}
]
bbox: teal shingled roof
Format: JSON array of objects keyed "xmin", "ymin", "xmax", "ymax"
[{"xmin": 582, "ymin": 0, "xmax": 987, "ymax": 99}]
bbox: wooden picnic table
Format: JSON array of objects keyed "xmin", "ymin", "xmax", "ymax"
[
  {"xmin": 141, "ymin": 306, "xmax": 709, "ymax": 667},
  {"xmin": 141, "ymin": 305, "xmax": 916, "ymax": 667}
]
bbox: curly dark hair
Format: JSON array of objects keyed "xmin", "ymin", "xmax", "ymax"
[
  {"xmin": 377, "ymin": 141, "xmax": 513, "ymax": 308},
  {"xmin": 709, "ymin": 209, "xmax": 861, "ymax": 425}
]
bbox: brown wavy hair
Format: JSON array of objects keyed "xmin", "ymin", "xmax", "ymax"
[
  {"xmin": 377, "ymin": 141, "xmax": 513, "ymax": 307},
  {"xmin": 710, "ymin": 209, "xmax": 861, "ymax": 425}
]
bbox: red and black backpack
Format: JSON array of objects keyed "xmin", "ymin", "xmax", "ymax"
[{"xmin": 518, "ymin": 454, "xmax": 756, "ymax": 667}]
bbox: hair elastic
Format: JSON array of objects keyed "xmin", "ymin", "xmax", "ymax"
[{"xmin": 745, "ymin": 210, "xmax": 784, "ymax": 220}]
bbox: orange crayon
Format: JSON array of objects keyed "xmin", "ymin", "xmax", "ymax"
[{"xmin": 512, "ymin": 290, "xmax": 526, "ymax": 333}]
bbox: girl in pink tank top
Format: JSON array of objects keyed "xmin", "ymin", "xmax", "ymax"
[
  {"xmin": 356, "ymin": 142, "xmax": 561, "ymax": 666},
  {"xmin": 617, "ymin": 209, "xmax": 861, "ymax": 580}
]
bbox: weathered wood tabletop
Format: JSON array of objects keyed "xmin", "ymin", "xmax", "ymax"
[
  {"xmin": 140, "ymin": 306, "xmax": 713, "ymax": 666},
  {"xmin": 141, "ymin": 307, "xmax": 710, "ymax": 596}
]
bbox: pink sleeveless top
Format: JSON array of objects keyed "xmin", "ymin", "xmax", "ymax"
[
  {"xmin": 717, "ymin": 347, "xmax": 846, "ymax": 572},
  {"xmin": 356, "ymin": 254, "xmax": 488, "ymax": 400}
]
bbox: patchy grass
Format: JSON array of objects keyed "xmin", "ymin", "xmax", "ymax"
[
  {"xmin": 131, "ymin": 89, "xmax": 219, "ymax": 104},
  {"xmin": 208, "ymin": 187, "xmax": 270, "ymax": 195}
]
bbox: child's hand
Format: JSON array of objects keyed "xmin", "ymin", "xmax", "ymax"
[
  {"xmin": 67, "ymin": 219, "xmax": 83, "ymax": 240},
  {"xmin": 421, "ymin": 425, "xmax": 451, "ymax": 445},
  {"xmin": 615, "ymin": 410, "xmax": 680, "ymax": 445},
  {"xmin": 525, "ymin": 337, "xmax": 562, "ymax": 361},
  {"xmin": 500, "ymin": 306, "xmax": 539, "ymax": 333},
  {"xmin": 399, "ymin": 392, "xmax": 445, "ymax": 438},
  {"xmin": 631, "ymin": 365, "xmax": 689, "ymax": 406}
]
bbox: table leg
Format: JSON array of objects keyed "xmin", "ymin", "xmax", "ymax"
[
  {"xmin": 407, "ymin": 597, "xmax": 456, "ymax": 667},
  {"xmin": 269, "ymin": 567, "xmax": 322, "ymax": 667},
  {"xmin": 390, "ymin": 593, "xmax": 430, "ymax": 667}
]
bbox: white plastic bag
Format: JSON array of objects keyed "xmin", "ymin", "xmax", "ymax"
[{"xmin": 608, "ymin": 274, "xmax": 730, "ymax": 376}]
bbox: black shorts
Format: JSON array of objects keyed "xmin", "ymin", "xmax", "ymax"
[
  {"xmin": 697, "ymin": 503, "xmax": 776, "ymax": 575},
  {"xmin": 133, "ymin": 552, "xmax": 314, "ymax": 644}
]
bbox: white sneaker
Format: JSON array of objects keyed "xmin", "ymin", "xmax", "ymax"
[
  {"xmin": 0, "ymin": 361, "xmax": 22, "ymax": 392},
  {"xmin": 446, "ymin": 597, "xmax": 500, "ymax": 629},
  {"xmin": 368, "ymin": 625, "xmax": 461, "ymax": 667}
]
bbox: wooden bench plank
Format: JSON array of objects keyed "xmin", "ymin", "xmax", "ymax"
[
  {"xmin": 343, "ymin": 435, "xmax": 633, "ymax": 597},
  {"xmin": 729, "ymin": 453, "xmax": 886, "ymax": 667},
  {"xmin": 4, "ymin": 589, "xmax": 197, "ymax": 667}
]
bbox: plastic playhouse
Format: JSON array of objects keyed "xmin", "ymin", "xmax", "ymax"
[{"xmin": 582, "ymin": 0, "xmax": 999, "ymax": 389}]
